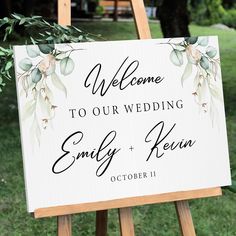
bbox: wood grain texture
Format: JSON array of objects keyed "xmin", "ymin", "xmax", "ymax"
[
  {"xmin": 57, "ymin": 3, "xmax": 72, "ymax": 235},
  {"xmin": 57, "ymin": 215, "xmax": 72, "ymax": 236},
  {"xmin": 58, "ymin": 0, "xmax": 71, "ymax": 26},
  {"xmin": 130, "ymin": 0, "xmax": 151, "ymax": 39},
  {"xmin": 34, "ymin": 187, "xmax": 221, "ymax": 218},
  {"xmin": 96, "ymin": 210, "xmax": 108, "ymax": 236},
  {"xmin": 119, "ymin": 208, "xmax": 135, "ymax": 236},
  {"xmin": 175, "ymin": 201, "xmax": 196, "ymax": 236}
]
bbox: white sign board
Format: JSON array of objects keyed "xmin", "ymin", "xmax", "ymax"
[{"xmin": 14, "ymin": 37, "xmax": 231, "ymax": 212}]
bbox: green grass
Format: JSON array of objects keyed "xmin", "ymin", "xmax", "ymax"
[{"xmin": 0, "ymin": 21, "xmax": 236, "ymax": 235}]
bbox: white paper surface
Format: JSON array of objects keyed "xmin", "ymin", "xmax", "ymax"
[{"xmin": 14, "ymin": 37, "xmax": 231, "ymax": 212}]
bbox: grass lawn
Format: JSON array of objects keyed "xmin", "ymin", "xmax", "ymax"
[{"xmin": 0, "ymin": 21, "xmax": 236, "ymax": 235}]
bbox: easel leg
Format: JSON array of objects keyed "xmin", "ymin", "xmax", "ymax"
[
  {"xmin": 175, "ymin": 201, "xmax": 196, "ymax": 236},
  {"xmin": 119, "ymin": 207, "xmax": 135, "ymax": 236},
  {"xmin": 57, "ymin": 215, "xmax": 72, "ymax": 236},
  {"xmin": 96, "ymin": 210, "xmax": 108, "ymax": 236}
]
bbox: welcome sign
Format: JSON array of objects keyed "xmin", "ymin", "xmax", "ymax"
[{"xmin": 14, "ymin": 37, "xmax": 231, "ymax": 212}]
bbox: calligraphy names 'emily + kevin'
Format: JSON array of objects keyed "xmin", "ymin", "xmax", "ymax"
[{"xmin": 52, "ymin": 121, "xmax": 195, "ymax": 177}]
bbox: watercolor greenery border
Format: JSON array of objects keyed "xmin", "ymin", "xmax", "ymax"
[
  {"xmin": 162, "ymin": 36, "xmax": 223, "ymax": 125},
  {"xmin": 16, "ymin": 44, "xmax": 80, "ymax": 145}
]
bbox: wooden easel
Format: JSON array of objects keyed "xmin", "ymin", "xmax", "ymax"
[{"xmin": 36, "ymin": 1, "xmax": 223, "ymax": 235}]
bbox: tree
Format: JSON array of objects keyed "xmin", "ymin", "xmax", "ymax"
[
  {"xmin": 189, "ymin": 0, "xmax": 226, "ymax": 26},
  {"xmin": 157, "ymin": 0, "xmax": 190, "ymax": 37}
]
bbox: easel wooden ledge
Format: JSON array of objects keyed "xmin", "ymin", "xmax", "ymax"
[{"xmin": 36, "ymin": 1, "xmax": 222, "ymax": 235}]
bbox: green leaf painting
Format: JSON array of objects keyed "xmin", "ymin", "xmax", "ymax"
[
  {"xmin": 38, "ymin": 44, "xmax": 55, "ymax": 54},
  {"xmin": 185, "ymin": 36, "xmax": 198, "ymax": 44},
  {"xmin": 26, "ymin": 45, "xmax": 40, "ymax": 58},
  {"xmin": 200, "ymin": 56, "xmax": 210, "ymax": 70},
  {"xmin": 19, "ymin": 58, "xmax": 32, "ymax": 71},
  {"xmin": 198, "ymin": 37, "xmax": 209, "ymax": 46},
  {"xmin": 206, "ymin": 46, "xmax": 217, "ymax": 58},
  {"xmin": 170, "ymin": 49, "xmax": 183, "ymax": 66},
  {"xmin": 31, "ymin": 68, "xmax": 42, "ymax": 83},
  {"xmin": 60, "ymin": 57, "xmax": 75, "ymax": 76}
]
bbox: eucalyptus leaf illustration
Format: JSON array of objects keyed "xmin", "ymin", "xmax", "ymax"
[
  {"xmin": 206, "ymin": 46, "xmax": 217, "ymax": 58},
  {"xmin": 38, "ymin": 44, "xmax": 55, "ymax": 54},
  {"xmin": 19, "ymin": 58, "xmax": 32, "ymax": 71},
  {"xmin": 26, "ymin": 45, "xmax": 40, "ymax": 58},
  {"xmin": 60, "ymin": 57, "xmax": 75, "ymax": 75},
  {"xmin": 198, "ymin": 37, "xmax": 209, "ymax": 46},
  {"xmin": 200, "ymin": 56, "xmax": 210, "ymax": 70},
  {"xmin": 185, "ymin": 37, "xmax": 198, "ymax": 44},
  {"xmin": 31, "ymin": 68, "xmax": 42, "ymax": 83},
  {"xmin": 170, "ymin": 49, "xmax": 183, "ymax": 66},
  {"xmin": 51, "ymin": 72, "xmax": 67, "ymax": 97},
  {"xmin": 181, "ymin": 62, "xmax": 192, "ymax": 86}
]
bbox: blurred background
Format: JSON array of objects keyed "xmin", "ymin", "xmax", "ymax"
[
  {"xmin": 0, "ymin": 0, "xmax": 236, "ymax": 27},
  {"xmin": 0, "ymin": 0, "xmax": 236, "ymax": 235}
]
